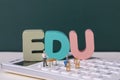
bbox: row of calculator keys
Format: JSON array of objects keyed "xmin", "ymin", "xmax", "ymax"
[{"xmin": 39, "ymin": 58, "xmax": 120, "ymax": 80}]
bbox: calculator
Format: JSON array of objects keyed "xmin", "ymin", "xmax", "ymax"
[{"xmin": 1, "ymin": 57, "xmax": 120, "ymax": 80}]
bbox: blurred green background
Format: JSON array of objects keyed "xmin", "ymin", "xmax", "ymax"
[{"xmin": 0, "ymin": 0, "xmax": 120, "ymax": 51}]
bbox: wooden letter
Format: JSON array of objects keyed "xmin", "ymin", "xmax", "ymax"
[{"xmin": 23, "ymin": 30, "xmax": 44, "ymax": 61}]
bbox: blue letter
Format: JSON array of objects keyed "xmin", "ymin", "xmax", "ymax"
[{"xmin": 45, "ymin": 31, "xmax": 69, "ymax": 60}]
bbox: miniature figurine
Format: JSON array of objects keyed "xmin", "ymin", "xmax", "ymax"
[
  {"xmin": 74, "ymin": 58, "xmax": 80, "ymax": 69},
  {"xmin": 42, "ymin": 53, "xmax": 48, "ymax": 67},
  {"xmin": 47, "ymin": 58, "xmax": 56, "ymax": 67},
  {"xmin": 64, "ymin": 55, "xmax": 69, "ymax": 67},
  {"xmin": 64, "ymin": 60, "xmax": 69, "ymax": 67},
  {"xmin": 66, "ymin": 61, "xmax": 71, "ymax": 71},
  {"xmin": 66, "ymin": 55, "xmax": 69, "ymax": 61}
]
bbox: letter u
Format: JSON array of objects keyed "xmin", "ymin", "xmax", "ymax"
[{"xmin": 69, "ymin": 29, "xmax": 94, "ymax": 60}]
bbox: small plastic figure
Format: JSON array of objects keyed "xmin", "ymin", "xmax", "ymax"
[
  {"xmin": 42, "ymin": 53, "xmax": 48, "ymax": 67},
  {"xmin": 64, "ymin": 60, "xmax": 69, "ymax": 67},
  {"xmin": 64, "ymin": 55, "xmax": 69, "ymax": 67},
  {"xmin": 47, "ymin": 58, "xmax": 56, "ymax": 67},
  {"xmin": 66, "ymin": 55, "xmax": 69, "ymax": 61},
  {"xmin": 64, "ymin": 55, "xmax": 71, "ymax": 71},
  {"xmin": 74, "ymin": 58, "xmax": 80, "ymax": 69},
  {"xmin": 66, "ymin": 61, "xmax": 71, "ymax": 71}
]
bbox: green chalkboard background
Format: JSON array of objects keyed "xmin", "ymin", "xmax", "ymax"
[{"xmin": 0, "ymin": 0, "xmax": 120, "ymax": 51}]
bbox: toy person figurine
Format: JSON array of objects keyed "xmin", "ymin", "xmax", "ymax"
[
  {"xmin": 66, "ymin": 55, "xmax": 69, "ymax": 61},
  {"xmin": 64, "ymin": 55, "xmax": 69, "ymax": 67},
  {"xmin": 64, "ymin": 60, "xmax": 68, "ymax": 67},
  {"xmin": 74, "ymin": 58, "xmax": 80, "ymax": 69},
  {"xmin": 66, "ymin": 61, "xmax": 71, "ymax": 71},
  {"xmin": 42, "ymin": 52, "xmax": 48, "ymax": 67}
]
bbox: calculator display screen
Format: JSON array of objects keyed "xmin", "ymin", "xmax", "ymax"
[{"xmin": 14, "ymin": 61, "xmax": 40, "ymax": 66}]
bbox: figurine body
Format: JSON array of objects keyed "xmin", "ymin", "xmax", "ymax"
[{"xmin": 42, "ymin": 53, "xmax": 48, "ymax": 67}]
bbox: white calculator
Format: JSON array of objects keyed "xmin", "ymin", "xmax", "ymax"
[{"xmin": 1, "ymin": 57, "xmax": 120, "ymax": 80}]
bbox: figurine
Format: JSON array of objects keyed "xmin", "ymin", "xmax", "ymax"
[
  {"xmin": 66, "ymin": 61, "xmax": 71, "ymax": 71},
  {"xmin": 47, "ymin": 58, "xmax": 56, "ymax": 67},
  {"xmin": 74, "ymin": 58, "xmax": 80, "ymax": 69},
  {"xmin": 42, "ymin": 52, "xmax": 48, "ymax": 67},
  {"xmin": 64, "ymin": 60, "xmax": 69, "ymax": 67},
  {"xmin": 64, "ymin": 55, "xmax": 69, "ymax": 67}
]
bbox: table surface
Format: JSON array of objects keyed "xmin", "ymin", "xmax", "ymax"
[{"xmin": 0, "ymin": 52, "xmax": 120, "ymax": 80}]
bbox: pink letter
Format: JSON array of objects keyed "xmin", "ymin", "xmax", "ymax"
[{"xmin": 69, "ymin": 29, "xmax": 94, "ymax": 60}]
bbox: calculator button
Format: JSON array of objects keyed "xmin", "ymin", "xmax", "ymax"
[
  {"xmin": 93, "ymin": 78, "xmax": 102, "ymax": 80},
  {"xmin": 91, "ymin": 72, "xmax": 100, "ymax": 76},
  {"xmin": 89, "ymin": 67, "xmax": 98, "ymax": 71},
  {"xmin": 110, "ymin": 70, "xmax": 119, "ymax": 74},
  {"xmin": 102, "ymin": 74, "xmax": 111, "ymax": 78},
  {"xmin": 99, "ymin": 69, "xmax": 109, "ymax": 73},
  {"xmin": 95, "ymin": 60, "xmax": 104, "ymax": 64},
  {"xmin": 61, "ymin": 71, "xmax": 69, "ymax": 75},
  {"xmin": 105, "ymin": 61, "xmax": 114, "ymax": 65},
  {"xmin": 87, "ymin": 63, "xmax": 95, "ymax": 66},
  {"xmin": 98, "ymin": 64, "xmax": 106, "ymax": 68},
  {"xmin": 41, "ymin": 68, "xmax": 49, "ymax": 71},
  {"xmin": 108, "ymin": 66, "xmax": 120, "ymax": 70},
  {"xmin": 80, "ymin": 70, "xmax": 88, "ymax": 74},
  {"xmin": 71, "ymin": 73, "xmax": 79, "ymax": 77},
  {"xmin": 51, "ymin": 69, "xmax": 59, "ymax": 73},
  {"xmin": 82, "ymin": 76, "xmax": 92, "ymax": 79}
]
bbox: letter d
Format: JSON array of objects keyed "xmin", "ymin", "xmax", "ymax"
[{"xmin": 45, "ymin": 31, "xmax": 69, "ymax": 60}]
